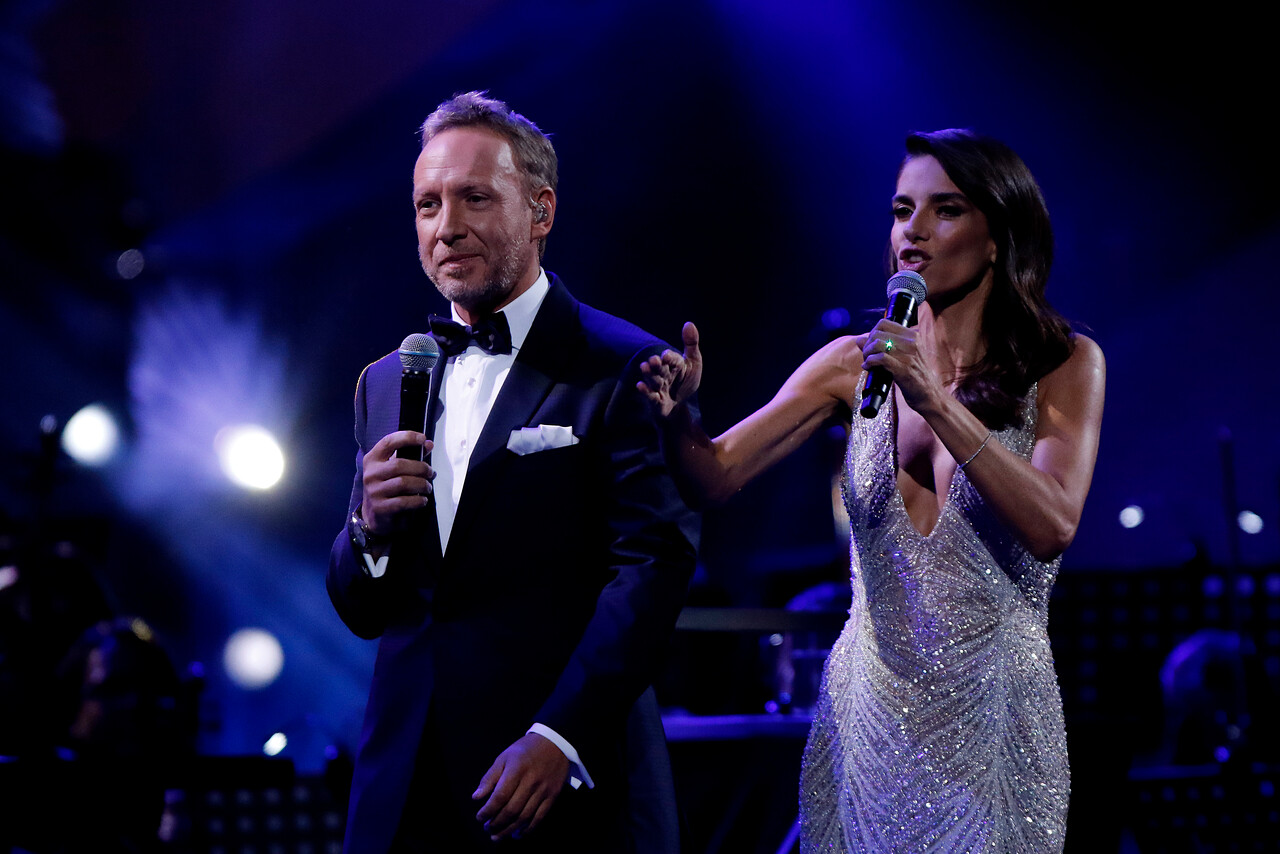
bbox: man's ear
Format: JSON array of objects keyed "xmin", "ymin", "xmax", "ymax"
[{"xmin": 531, "ymin": 186, "xmax": 556, "ymax": 239}]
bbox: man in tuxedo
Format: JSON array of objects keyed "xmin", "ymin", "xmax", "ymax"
[{"xmin": 327, "ymin": 91, "xmax": 699, "ymax": 852}]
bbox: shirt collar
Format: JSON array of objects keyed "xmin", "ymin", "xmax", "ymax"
[{"xmin": 450, "ymin": 269, "xmax": 549, "ymax": 352}]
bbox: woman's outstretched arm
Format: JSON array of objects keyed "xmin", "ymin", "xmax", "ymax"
[{"xmin": 638, "ymin": 322, "xmax": 862, "ymax": 506}]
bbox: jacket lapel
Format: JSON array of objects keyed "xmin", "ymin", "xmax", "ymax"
[
  {"xmin": 445, "ymin": 278, "xmax": 579, "ymax": 552},
  {"xmin": 420, "ymin": 351, "xmax": 449, "ymax": 563}
]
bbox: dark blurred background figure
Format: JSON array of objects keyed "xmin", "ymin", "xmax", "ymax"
[
  {"xmin": 50, "ymin": 618, "xmax": 195, "ymax": 853},
  {"xmin": 0, "ymin": 515, "xmax": 114, "ymax": 759},
  {"xmin": 0, "ymin": 513, "xmax": 197, "ymax": 852},
  {"xmin": 56, "ymin": 617, "xmax": 192, "ymax": 761}
]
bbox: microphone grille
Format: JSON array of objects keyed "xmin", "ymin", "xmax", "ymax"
[
  {"xmin": 887, "ymin": 270, "xmax": 928, "ymax": 302},
  {"xmin": 398, "ymin": 333, "xmax": 440, "ymax": 373}
]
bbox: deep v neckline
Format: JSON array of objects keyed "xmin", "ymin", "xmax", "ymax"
[{"xmin": 888, "ymin": 392, "xmax": 962, "ymax": 540}]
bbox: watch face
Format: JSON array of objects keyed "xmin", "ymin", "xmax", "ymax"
[
  {"xmin": 349, "ymin": 511, "xmax": 368, "ymax": 549},
  {"xmin": 350, "ymin": 507, "xmax": 388, "ymax": 550}
]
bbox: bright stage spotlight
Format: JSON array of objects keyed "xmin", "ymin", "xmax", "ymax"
[
  {"xmin": 1238, "ymin": 511, "xmax": 1264, "ymax": 535},
  {"xmin": 124, "ymin": 286, "xmax": 296, "ymax": 505},
  {"xmin": 215, "ymin": 424, "xmax": 285, "ymax": 490},
  {"xmin": 263, "ymin": 732, "xmax": 288, "ymax": 756},
  {"xmin": 1119, "ymin": 505, "xmax": 1145, "ymax": 529},
  {"xmin": 61, "ymin": 404, "xmax": 121, "ymax": 465},
  {"xmin": 223, "ymin": 627, "xmax": 284, "ymax": 690}
]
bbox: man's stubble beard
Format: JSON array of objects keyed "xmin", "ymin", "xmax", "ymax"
[{"xmin": 423, "ymin": 240, "xmax": 528, "ymax": 317}]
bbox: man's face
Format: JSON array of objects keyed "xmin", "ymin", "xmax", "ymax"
[{"xmin": 413, "ymin": 127, "xmax": 543, "ymax": 320}]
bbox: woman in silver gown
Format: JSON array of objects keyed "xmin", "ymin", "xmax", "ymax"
[{"xmin": 639, "ymin": 130, "xmax": 1105, "ymax": 852}]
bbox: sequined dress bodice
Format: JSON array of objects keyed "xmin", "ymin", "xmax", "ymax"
[{"xmin": 800, "ymin": 385, "xmax": 1069, "ymax": 853}]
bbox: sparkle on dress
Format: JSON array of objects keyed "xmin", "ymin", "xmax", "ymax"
[{"xmin": 800, "ymin": 384, "xmax": 1069, "ymax": 853}]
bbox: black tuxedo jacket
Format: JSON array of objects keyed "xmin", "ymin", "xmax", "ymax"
[{"xmin": 328, "ymin": 275, "xmax": 698, "ymax": 852}]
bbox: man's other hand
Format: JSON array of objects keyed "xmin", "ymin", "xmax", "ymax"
[{"xmin": 472, "ymin": 731, "xmax": 570, "ymax": 841}]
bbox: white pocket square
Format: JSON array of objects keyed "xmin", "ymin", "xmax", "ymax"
[{"xmin": 507, "ymin": 424, "xmax": 579, "ymax": 456}]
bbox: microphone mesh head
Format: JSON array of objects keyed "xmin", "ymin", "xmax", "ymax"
[
  {"xmin": 399, "ymin": 333, "xmax": 440, "ymax": 372},
  {"xmin": 886, "ymin": 270, "xmax": 928, "ymax": 302}
]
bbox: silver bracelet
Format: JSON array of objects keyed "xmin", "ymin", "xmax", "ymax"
[{"xmin": 958, "ymin": 431, "xmax": 993, "ymax": 470}]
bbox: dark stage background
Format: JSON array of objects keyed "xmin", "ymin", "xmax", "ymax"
[{"xmin": 3, "ymin": 1, "xmax": 1279, "ymax": 851}]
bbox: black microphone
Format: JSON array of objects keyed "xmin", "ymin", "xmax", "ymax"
[
  {"xmin": 859, "ymin": 271, "xmax": 928, "ymax": 419},
  {"xmin": 397, "ymin": 333, "xmax": 441, "ymax": 461}
]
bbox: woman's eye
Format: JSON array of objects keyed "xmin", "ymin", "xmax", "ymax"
[
  {"xmin": 938, "ymin": 205, "xmax": 963, "ymax": 217},
  {"xmin": 892, "ymin": 206, "xmax": 912, "ymax": 220}
]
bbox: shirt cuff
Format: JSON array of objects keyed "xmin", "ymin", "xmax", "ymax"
[
  {"xmin": 360, "ymin": 551, "xmax": 389, "ymax": 578},
  {"xmin": 527, "ymin": 723, "xmax": 594, "ymax": 790}
]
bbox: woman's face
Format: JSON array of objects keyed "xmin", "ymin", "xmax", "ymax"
[{"xmin": 891, "ymin": 155, "xmax": 997, "ymax": 299}]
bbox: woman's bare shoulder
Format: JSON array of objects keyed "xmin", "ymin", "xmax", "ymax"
[
  {"xmin": 1038, "ymin": 332, "xmax": 1106, "ymax": 416},
  {"xmin": 1049, "ymin": 333, "xmax": 1104, "ymax": 383}
]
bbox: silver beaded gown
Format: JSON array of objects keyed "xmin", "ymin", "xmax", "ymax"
[{"xmin": 800, "ymin": 385, "xmax": 1070, "ymax": 852}]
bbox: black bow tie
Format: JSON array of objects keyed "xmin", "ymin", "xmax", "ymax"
[{"xmin": 428, "ymin": 313, "xmax": 513, "ymax": 357}]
